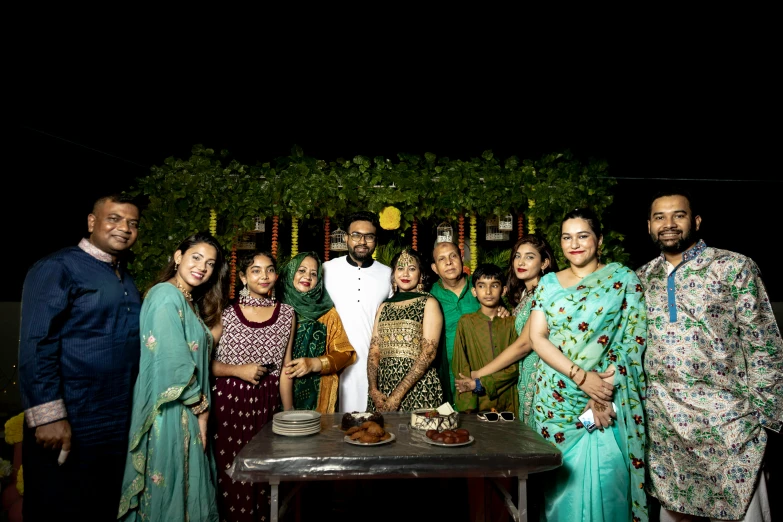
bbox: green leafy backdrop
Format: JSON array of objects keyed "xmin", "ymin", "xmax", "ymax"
[{"xmin": 126, "ymin": 145, "xmax": 626, "ymax": 291}]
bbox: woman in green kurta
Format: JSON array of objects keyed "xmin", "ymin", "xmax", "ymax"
[
  {"xmin": 454, "ymin": 234, "xmax": 558, "ymax": 425},
  {"xmin": 118, "ymin": 233, "xmax": 226, "ymax": 522},
  {"xmin": 528, "ymin": 209, "xmax": 648, "ymax": 522}
]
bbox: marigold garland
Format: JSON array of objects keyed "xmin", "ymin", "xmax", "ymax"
[
  {"xmin": 229, "ymin": 241, "xmax": 237, "ymax": 299},
  {"xmin": 379, "ymin": 206, "xmax": 401, "ymax": 230},
  {"xmin": 291, "ymin": 217, "xmax": 299, "ymax": 257},
  {"xmin": 4, "ymin": 412, "xmax": 24, "ymax": 445},
  {"xmin": 16, "ymin": 464, "xmax": 23, "ymax": 495},
  {"xmin": 411, "ymin": 217, "xmax": 418, "ymax": 252},
  {"xmin": 271, "ymin": 215, "xmax": 279, "ymax": 258},
  {"xmin": 323, "ymin": 216, "xmax": 331, "ymax": 261},
  {"xmin": 518, "ymin": 213, "xmax": 525, "ymax": 239},
  {"xmin": 528, "ymin": 199, "xmax": 536, "ymax": 234},
  {"xmin": 469, "ymin": 213, "xmax": 477, "ymax": 273},
  {"xmin": 209, "ymin": 209, "xmax": 217, "ymax": 236},
  {"xmin": 458, "ymin": 213, "xmax": 465, "ymax": 257}
]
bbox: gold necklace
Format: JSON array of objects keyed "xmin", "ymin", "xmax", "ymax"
[
  {"xmin": 175, "ymin": 277, "xmax": 193, "ymax": 301},
  {"xmin": 569, "ymin": 264, "xmax": 600, "ymax": 279}
]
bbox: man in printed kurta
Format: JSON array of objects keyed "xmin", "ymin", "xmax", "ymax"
[
  {"xmin": 638, "ymin": 191, "xmax": 782, "ymax": 521},
  {"xmin": 19, "ymin": 194, "xmax": 142, "ymax": 522}
]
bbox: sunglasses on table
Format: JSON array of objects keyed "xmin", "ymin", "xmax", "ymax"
[{"xmin": 477, "ymin": 411, "xmax": 515, "ymax": 422}]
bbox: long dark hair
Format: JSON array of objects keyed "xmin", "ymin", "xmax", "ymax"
[
  {"xmin": 506, "ymin": 234, "xmax": 559, "ymax": 307},
  {"xmin": 147, "ymin": 232, "xmax": 227, "ymax": 327}
]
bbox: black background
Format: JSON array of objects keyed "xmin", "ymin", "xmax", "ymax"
[{"xmin": 10, "ymin": 16, "xmax": 781, "ymax": 301}]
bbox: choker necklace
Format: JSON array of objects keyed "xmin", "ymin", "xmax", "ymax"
[
  {"xmin": 570, "ymin": 264, "xmax": 600, "ymax": 280},
  {"xmin": 239, "ymin": 295, "xmax": 274, "ymax": 307},
  {"xmin": 175, "ymin": 278, "xmax": 193, "ymax": 301}
]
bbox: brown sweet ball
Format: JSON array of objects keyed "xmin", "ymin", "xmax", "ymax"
[
  {"xmin": 425, "ymin": 429, "xmax": 438, "ymax": 439},
  {"xmin": 346, "ymin": 426, "xmax": 361, "ymax": 435},
  {"xmin": 350, "ymin": 430, "xmax": 366, "ymax": 440},
  {"xmin": 361, "ymin": 421, "xmax": 381, "ymax": 430},
  {"xmin": 443, "ymin": 436, "xmax": 456, "ymax": 444},
  {"xmin": 366, "ymin": 423, "xmax": 385, "ymax": 436},
  {"xmin": 359, "ymin": 433, "xmax": 381, "ymax": 443},
  {"xmin": 455, "ymin": 428, "xmax": 470, "ymax": 437},
  {"xmin": 455, "ymin": 435, "xmax": 469, "ymax": 444},
  {"xmin": 441, "ymin": 430, "xmax": 456, "ymax": 438}
]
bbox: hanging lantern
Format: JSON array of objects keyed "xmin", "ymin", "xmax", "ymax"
[
  {"xmin": 253, "ymin": 215, "xmax": 266, "ymax": 232},
  {"xmin": 330, "ymin": 227, "xmax": 348, "ymax": 251},
  {"xmin": 436, "ymin": 222, "xmax": 454, "ymax": 243},
  {"xmin": 485, "ymin": 215, "xmax": 509, "ymax": 241},
  {"xmin": 236, "ymin": 233, "xmax": 256, "ymax": 250},
  {"xmin": 498, "ymin": 213, "xmax": 513, "ymax": 232}
]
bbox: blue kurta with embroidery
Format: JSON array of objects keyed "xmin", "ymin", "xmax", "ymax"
[
  {"xmin": 637, "ymin": 240, "xmax": 783, "ymax": 520},
  {"xmin": 19, "ymin": 245, "xmax": 141, "ymax": 447}
]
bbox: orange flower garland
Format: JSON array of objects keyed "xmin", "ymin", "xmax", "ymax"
[
  {"xmin": 271, "ymin": 215, "xmax": 279, "ymax": 258},
  {"xmin": 527, "ymin": 199, "xmax": 536, "ymax": 234},
  {"xmin": 411, "ymin": 217, "xmax": 418, "ymax": 252},
  {"xmin": 458, "ymin": 213, "xmax": 465, "ymax": 257},
  {"xmin": 323, "ymin": 216, "xmax": 330, "ymax": 261},
  {"xmin": 469, "ymin": 213, "xmax": 477, "ymax": 273},
  {"xmin": 229, "ymin": 241, "xmax": 237, "ymax": 299},
  {"xmin": 518, "ymin": 213, "xmax": 524, "ymax": 239},
  {"xmin": 291, "ymin": 216, "xmax": 299, "ymax": 257}
]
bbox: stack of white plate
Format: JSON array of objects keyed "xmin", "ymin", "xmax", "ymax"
[{"xmin": 272, "ymin": 410, "xmax": 321, "ymax": 437}]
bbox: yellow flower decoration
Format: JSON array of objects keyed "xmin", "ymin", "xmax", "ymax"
[
  {"xmin": 379, "ymin": 206, "xmax": 401, "ymax": 230},
  {"xmin": 4, "ymin": 412, "xmax": 24, "ymax": 445},
  {"xmin": 17, "ymin": 464, "xmax": 23, "ymax": 496}
]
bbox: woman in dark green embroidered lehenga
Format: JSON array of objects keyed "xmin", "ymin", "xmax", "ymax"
[
  {"xmin": 367, "ymin": 248, "xmax": 445, "ymax": 412},
  {"xmin": 280, "ymin": 252, "xmax": 356, "ymax": 413}
]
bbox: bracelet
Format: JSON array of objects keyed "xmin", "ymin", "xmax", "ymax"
[
  {"xmin": 472, "ymin": 378, "xmax": 486, "ymax": 396},
  {"xmin": 577, "ymin": 369, "xmax": 588, "ymax": 386},
  {"xmin": 568, "ymin": 363, "xmax": 578, "ymax": 380}
]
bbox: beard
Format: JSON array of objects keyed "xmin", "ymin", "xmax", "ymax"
[
  {"xmin": 651, "ymin": 224, "xmax": 699, "ymax": 253},
  {"xmin": 348, "ymin": 244, "xmax": 374, "ymax": 263}
]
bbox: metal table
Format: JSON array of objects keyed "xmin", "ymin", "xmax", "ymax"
[{"xmin": 227, "ymin": 412, "xmax": 562, "ymax": 522}]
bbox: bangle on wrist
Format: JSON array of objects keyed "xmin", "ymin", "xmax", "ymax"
[
  {"xmin": 577, "ymin": 369, "xmax": 588, "ymax": 386},
  {"xmin": 568, "ymin": 363, "xmax": 578, "ymax": 380},
  {"xmin": 472, "ymin": 378, "xmax": 485, "ymax": 396}
]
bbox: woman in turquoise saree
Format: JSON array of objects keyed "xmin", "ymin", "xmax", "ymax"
[
  {"xmin": 528, "ymin": 209, "xmax": 648, "ymax": 522},
  {"xmin": 118, "ymin": 233, "xmax": 226, "ymax": 522}
]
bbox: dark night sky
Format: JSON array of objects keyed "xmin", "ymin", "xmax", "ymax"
[{"xmin": 10, "ymin": 23, "xmax": 781, "ymax": 301}]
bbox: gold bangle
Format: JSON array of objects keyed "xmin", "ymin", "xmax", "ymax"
[
  {"xmin": 577, "ymin": 369, "xmax": 588, "ymax": 386},
  {"xmin": 568, "ymin": 364, "xmax": 578, "ymax": 380}
]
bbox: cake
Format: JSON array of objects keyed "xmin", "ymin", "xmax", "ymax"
[
  {"xmin": 410, "ymin": 408, "xmax": 459, "ymax": 432},
  {"xmin": 341, "ymin": 411, "xmax": 384, "ymax": 430}
]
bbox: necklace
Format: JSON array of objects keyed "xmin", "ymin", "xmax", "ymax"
[
  {"xmin": 175, "ymin": 277, "xmax": 193, "ymax": 301},
  {"xmin": 569, "ymin": 264, "xmax": 600, "ymax": 280}
]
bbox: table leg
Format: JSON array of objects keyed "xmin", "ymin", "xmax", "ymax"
[
  {"xmin": 518, "ymin": 476, "xmax": 528, "ymax": 522},
  {"xmin": 269, "ymin": 477, "xmax": 280, "ymax": 522}
]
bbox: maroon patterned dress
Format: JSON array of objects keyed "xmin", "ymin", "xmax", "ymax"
[{"xmin": 211, "ymin": 299, "xmax": 294, "ymax": 522}]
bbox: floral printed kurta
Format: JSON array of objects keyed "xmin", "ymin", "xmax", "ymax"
[
  {"xmin": 118, "ymin": 283, "xmax": 218, "ymax": 521},
  {"xmin": 531, "ymin": 263, "xmax": 648, "ymax": 522},
  {"xmin": 637, "ymin": 240, "xmax": 783, "ymax": 520},
  {"xmin": 514, "ymin": 294, "xmax": 538, "ymax": 426}
]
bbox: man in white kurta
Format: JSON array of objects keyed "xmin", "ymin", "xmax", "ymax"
[{"xmin": 324, "ymin": 211, "xmax": 392, "ymax": 413}]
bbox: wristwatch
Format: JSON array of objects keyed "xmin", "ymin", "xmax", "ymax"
[{"xmin": 472, "ymin": 378, "xmax": 485, "ymax": 396}]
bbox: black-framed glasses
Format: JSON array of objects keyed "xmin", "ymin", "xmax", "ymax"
[
  {"xmin": 349, "ymin": 232, "xmax": 377, "ymax": 243},
  {"xmin": 477, "ymin": 411, "xmax": 515, "ymax": 422}
]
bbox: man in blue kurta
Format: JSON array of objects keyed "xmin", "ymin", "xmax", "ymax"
[{"xmin": 19, "ymin": 194, "xmax": 142, "ymax": 522}]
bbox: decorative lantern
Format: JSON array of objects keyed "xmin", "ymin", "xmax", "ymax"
[
  {"xmin": 253, "ymin": 215, "xmax": 266, "ymax": 232},
  {"xmin": 236, "ymin": 233, "xmax": 256, "ymax": 250},
  {"xmin": 498, "ymin": 213, "xmax": 513, "ymax": 232},
  {"xmin": 330, "ymin": 228, "xmax": 348, "ymax": 251},
  {"xmin": 485, "ymin": 215, "xmax": 509, "ymax": 241},
  {"xmin": 436, "ymin": 222, "xmax": 454, "ymax": 243}
]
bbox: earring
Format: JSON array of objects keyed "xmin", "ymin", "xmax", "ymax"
[
  {"xmin": 393, "ymin": 282, "xmax": 398, "ymax": 293},
  {"xmin": 416, "ymin": 281, "xmax": 424, "ymax": 293},
  {"xmin": 174, "ymin": 262, "xmax": 179, "ymax": 270},
  {"xmin": 239, "ymin": 286, "xmax": 250, "ymax": 298},
  {"xmin": 271, "ymin": 288, "xmax": 276, "ymax": 302}
]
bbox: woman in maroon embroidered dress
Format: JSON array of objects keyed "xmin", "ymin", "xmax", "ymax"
[{"xmin": 210, "ymin": 250, "xmax": 295, "ymax": 522}]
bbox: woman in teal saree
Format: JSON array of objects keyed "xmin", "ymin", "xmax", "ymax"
[
  {"xmin": 528, "ymin": 209, "xmax": 648, "ymax": 522},
  {"xmin": 118, "ymin": 233, "xmax": 226, "ymax": 522}
]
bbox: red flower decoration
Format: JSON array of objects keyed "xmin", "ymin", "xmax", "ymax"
[
  {"xmin": 578, "ymin": 322, "xmax": 588, "ymax": 332},
  {"xmin": 622, "ymin": 299, "xmax": 628, "ymax": 310},
  {"xmin": 633, "ymin": 414, "xmax": 643, "ymax": 425},
  {"xmin": 541, "ymin": 427, "xmax": 550, "ymax": 439},
  {"xmin": 613, "ymin": 282, "xmax": 623, "ymax": 289},
  {"xmin": 547, "ymin": 410, "xmax": 554, "ymax": 418},
  {"xmin": 552, "ymin": 391, "xmax": 564, "ymax": 402},
  {"xmin": 577, "ymin": 285, "xmax": 586, "ymax": 290},
  {"xmin": 618, "ymin": 365, "xmax": 627, "ymax": 375},
  {"xmin": 597, "ymin": 335, "xmax": 609, "ymax": 346},
  {"xmin": 632, "ymin": 458, "xmax": 645, "ymax": 469},
  {"xmin": 554, "ymin": 432, "xmax": 565, "ymax": 443},
  {"xmin": 558, "ymin": 307, "xmax": 566, "ymax": 314},
  {"xmin": 557, "ymin": 380, "xmax": 566, "ymax": 389},
  {"xmin": 636, "ymin": 336, "xmax": 645, "ymax": 345}
]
